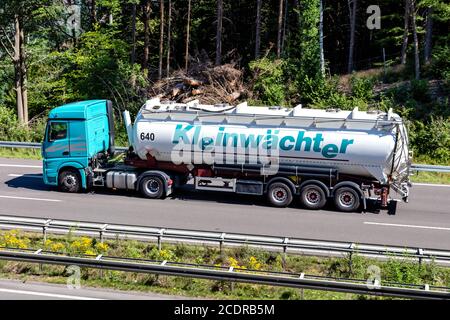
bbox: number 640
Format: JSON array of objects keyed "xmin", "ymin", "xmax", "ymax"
[{"xmin": 140, "ymin": 132, "xmax": 155, "ymax": 141}]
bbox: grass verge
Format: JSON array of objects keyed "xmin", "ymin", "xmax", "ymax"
[
  {"xmin": 410, "ymin": 171, "xmax": 450, "ymax": 185},
  {"xmin": 0, "ymin": 147, "xmax": 41, "ymax": 160},
  {"xmin": 0, "ymin": 230, "xmax": 449, "ymax": 300}
]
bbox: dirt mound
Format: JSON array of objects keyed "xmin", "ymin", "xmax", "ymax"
[{"xmin": 149, "ymin": 63, "xmax": 248, "ymax": 105}]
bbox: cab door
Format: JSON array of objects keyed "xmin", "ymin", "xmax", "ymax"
[{"xmin": 42, "ymin": 121, "xmax": 70, "ymax": 159}]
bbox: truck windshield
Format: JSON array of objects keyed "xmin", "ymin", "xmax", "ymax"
[{"xmin": 47, "ymin": 122, "xmax": 67, "ymax": 141}]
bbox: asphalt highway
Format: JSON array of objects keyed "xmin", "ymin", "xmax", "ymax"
[
  {"xmin": 0, "ymin": 279, "xmax": 185, "ymax": 300},
  {"xmin": 0, "ymin": 157, "xmax": 449, "ymax": 250}
]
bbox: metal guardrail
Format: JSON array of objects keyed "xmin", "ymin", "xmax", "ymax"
[
  {"xmin": 0, "ymin": 141, "xmax": 41, "ymax": 149},
  {"xmin": 0, "ymin": 141, "xmax": 128, "ymax": 152},
  {"xmin": 1, "ymin": 140, "xmax": 449, "ymax": 173},
  {"xmin": 0, "ymin": 247, "xmax": 448, "ymax": 299},
  {"xmin": 0, "ymin": 215, "xmax": 449, "ymax": 266},
  {"xmin": 410, "ymin": 164, "xmax": 450, "ymax": 173}
]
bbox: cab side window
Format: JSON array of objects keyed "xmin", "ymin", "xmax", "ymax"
[{"xmin": 48, "ymin": 122, "xmax": 67, "ymax": 141}]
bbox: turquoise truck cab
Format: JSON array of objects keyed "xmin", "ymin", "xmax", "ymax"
[{"xmin": 42, "ymin": 100, "xmax": 115, "ymax": 191}]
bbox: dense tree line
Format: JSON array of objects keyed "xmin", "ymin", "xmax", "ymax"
[{"xmin": 0, "ymin": 0, "xmax": 449, "ymax": 162}]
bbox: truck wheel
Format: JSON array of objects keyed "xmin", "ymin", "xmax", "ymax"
[
  {"xmin": 299, "ymin": 184, "xmax": 327, "ymax": 210},
  {"xmin": 334, "ymin": 187, "xmax": 360, "ymax": 212},
  {"xmin": 140, "ymin": 176, "xmax": 165, "ymax": 199},
  {"xmin": 267, "ymin": 182, "xmax": 293, "ymax": 208},
  {"xmin": 58, "ymin": 169, "xmax": 81, "ymax": 193}
]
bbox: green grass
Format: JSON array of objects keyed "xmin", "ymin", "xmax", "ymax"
[
  {"xmin": 411, "ymin": 171, "xmax": 450, "ymax": 185},
  {"xmin": 411, "ymin": 155, "xmax": 450, "ymax": 184},
  {"xmin": 0, "ymin": 230, "xmax": 449, "ymax": 300},
  {"xmin": 0, "ymin": 147, "xmax": 41, "ymax": 160}
]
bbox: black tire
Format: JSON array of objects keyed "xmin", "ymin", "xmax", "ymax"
[
  {"xmin": 299, "ymin": 184, "xmax": 327, "ymax": 210},
  {"xmin": 58, "ymin": 169, "xmax": 81, "ymax": 193},
  {"xmin": 267, "ymin": 182, "xmax": 293, "ymax": 208},
  {"xmin": 139, "ymin": 176, "xmax": 165, "ymax": 199},
  {"xmin": 334, "ymin": 186, "xmax": 361, "ymax": 212}
]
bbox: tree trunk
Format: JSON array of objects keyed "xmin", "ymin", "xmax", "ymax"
[
  {"xmin": 215, "ymin": 0, "xmax": 223, "ymax": 66},
  {"xmin": 185, "ymin": 0, "xmax": 191, "ymax": 72},
  {"xmin": 400, "ymin": 0, "xmax": 410, "ymax": 65},
  {"xmin": 14, "ymin": 14, "xmax": 24, "ymax": 124},
  {"xmin": 142, "ymin": 0, "xmax": 151, "ymax": 76},
  {"xmin": 19, "ymin": 18, "xmax": 28, "ymax": 124},
  {"xmin": 424, "ymin": 6, "xmax": 433, "ymax": 64},
  {"xmin": 91, "ymin": 0, "xmax": 97, "ymax": 26},
  {"xmin": 255, "ymin": 0, "xmax": 262, "ymax": 59},
  {"xmin": 319, "ymin": 0, "xmax": 325, "ymax": 76},
  {"xmin": 347, "ymin": 0, "xmax": 357, "ymax": 74},
  {"xmin": 411, "ymin": 0, "xmax": 420, "ymax": 79},
  {"xmin": 158, "ymin": 0, "xmax": 164, "ymax": 80},
  {"xmin": 293, "ymin": 0, "xmax": 299, "ymax": 26},
  {"xmin": 131, "ymin": 3, "xmax": 136, "ymax": 65},
  {"xmin": 166, "ymin": 0, "xmax": 172, "ymax": 77},
  {"xmin": 281, "ymin": 0, "xmax": 288, "ymax": 55},
  {"xmin": 276, "ymin": 0, "xmax": 284, "ymax": 58}
]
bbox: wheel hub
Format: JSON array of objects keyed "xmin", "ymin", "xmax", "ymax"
[
  {"xmin": 63, "ymin": 175, "xmax": 76, "ymax": 187},
  {"xmin": 339, "ymin": 191, "xmax": 355, "ymax": 207},
  {"xmin": 306, "ymin": 189, "xmax": 320, "ymax": 204},
  {"xmin": 145, "ymin": 179, "xmax": 160, "ymax": 195},
  {"xmin": 273, "ymin": 188, "xmax": 287, "ymax": 202}
]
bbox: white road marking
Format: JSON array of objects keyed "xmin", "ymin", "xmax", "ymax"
[
  {"xmin": 364, "ymin": 221, "xmax": 450, "ymax": 231},
  {"xmin": 0, "ymin": 287, "xmax": 102, "ymax": 300},
  {"xmin": 0, "ymin": 164, "xmax": 42, "ymax": 168},
  {"xmin": 8, "ymin": 174, "xmax": 42, "ymax": 179},
  {"xmin": 0, "ymin": 195, "xmax": 61, "ymax": 202},
  {"xmin": 413, "ymin": 183, "xmax": 450, "ymax": 188}
]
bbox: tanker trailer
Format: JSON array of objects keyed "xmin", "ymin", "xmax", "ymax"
[
  {"xmin": 42, "ymin": 98, "xmax": 411, "ymax": 213},
  {"xmin": 121, "ymin": 97, "xmax": 411, "ymax": 212}
]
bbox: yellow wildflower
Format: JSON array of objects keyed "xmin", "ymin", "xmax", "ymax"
[
  {"xmin": 248, "ymin": 256, "xmax": 262, "ymax": 270},
  {"xmin": 95, "ymin": 242, "xmax": 109, "ymax": 252}
]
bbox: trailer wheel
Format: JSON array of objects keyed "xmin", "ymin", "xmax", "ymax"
[
  {"xmin": 267, "ymin": 182, "xmax": 293, "ymax": 208},
  {"xmin": 299, "ymin": 184, "xmax": 327, "ymax": 210},
  {"xmin": 140, "ymin": 176, "xmax": 165, "ymax": 199},
  {"xmin": 334, "ymin": 186, "xmax": 360, "ymax": 212},
  {"xmin": 58, "ymin": 169, "xmax": 81, "ymax": 193}
]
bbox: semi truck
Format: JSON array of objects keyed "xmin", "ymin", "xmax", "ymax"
[{"xmin": 41, "ymin": 98, "xmax": 411, "ymax": 212}]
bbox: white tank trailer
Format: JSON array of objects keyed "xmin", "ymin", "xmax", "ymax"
[{"xmin": 122, "ymin": 98, "xmax": 411, "ymax": 212}]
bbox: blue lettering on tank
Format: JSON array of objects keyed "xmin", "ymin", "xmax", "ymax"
[{"xmin": 171, "ymin": 124, "xmax": 354, "ymax": 159}]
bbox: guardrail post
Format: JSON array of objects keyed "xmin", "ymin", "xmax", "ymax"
[
  {"xmin": 35, "ymin": 249, "xmax": 43, "ymax": 272},
  {"xmin": 42, "ymin": 226, "xmax": 47, "ymax": 245},
  {"xmin": 157, "ymin": 229, "xmax": 166, "ymax": 251},
  {"xmin": 219, "ymin": 233, "xmax": 226, "ymax": 258},
  {"xmin": 96, "ymin": 254, "xmax": 104, "ymax": 277},
  {"xmin": 228, "ymin": 267, "xmax": 234, "ymax": 291},
  {"xmin": 417, "ymin": 248, "xmax": 424, "ymax": 265},
  {"xmin": 282, "ymin": 238, "xmax": 289, "ymax": 270},
  {"xmin": 97, "ymin": 225, "xmax": 107, "ymax": 278},
  {"xmin": 42, "ymin": 219, "xmax": 52, "ymax": 247},
  {"xmin": 99, "ymin": 224, "xmax": 108, "ymax": 243},
  {"xmin": 299, "ymin": 273, "xmax": 305, "ymax": 300},
  {"xmin": 348, "ymin": 243, "xmax": 356, "ymax": 275}
]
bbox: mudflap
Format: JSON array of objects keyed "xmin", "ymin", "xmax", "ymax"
[{"xmin": 387, "ymin": 200, "xmax": 398, "ymax": 215}]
